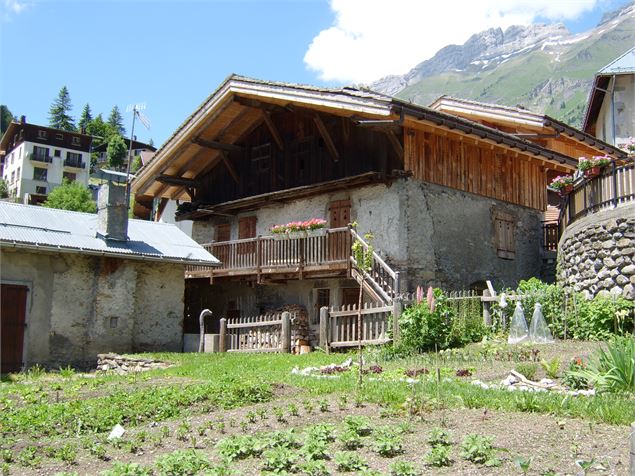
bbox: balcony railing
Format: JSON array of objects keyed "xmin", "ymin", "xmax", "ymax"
[
  {"xmin": 186, "ymin": 227, "xmax": 351, "ymax": 281},
  {"xmin": 63, "ymin": 158, "xmax": 86, "ymax": 169},
  {"xmin": 560, "ymin": 162, "xmax": 635, "ymax": 234},
  {"xmin": 28, "ymin": 152, "xmax": 52, "ymax": 164}
]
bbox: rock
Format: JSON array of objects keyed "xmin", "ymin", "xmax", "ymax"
[
  {"xmin": 603, "ymin": 257, "xmax": 617, "ymax": 269},
  {"xmin": 623, "ymin": 284, "xmax": 635, "ymax": 300},
  {"xmin": 108, "ymin": 424, "xmax": 125, "ymax": 440},
  {"xmin": 616, "ymin": 274, "xmax": 630, "ymax": 286},
  {"xmin": 616, "ymin": 238, "xmax": 631, "ymax": 248},
  {"xmin": 621, "ymin": 264, "xmax": 635, "ymax": 275}
]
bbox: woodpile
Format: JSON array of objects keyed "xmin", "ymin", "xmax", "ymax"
[
  {"xmin": 270, "ymin": 304, "xmax": 315, "ymax": 353},
  {"xmin": 97, "ymin": 353, "xmax": 172, "ymax": 374}
]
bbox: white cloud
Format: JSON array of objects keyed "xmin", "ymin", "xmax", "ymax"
[
  {"xmin": 2, "ymin": 0, "xmax": 28, "ymax": 20},
  {"xmin": 304, "ymin": 0, "xmax": 602, "ymax": 83}
]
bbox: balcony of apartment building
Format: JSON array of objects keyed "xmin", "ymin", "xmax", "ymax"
[
  {"xmin": 27, "ymin": 150, "xmax": 52, "ymax": 165},
  {"xmin": 63, "ymin": 153, "xmax": 86, "ymax": 170}
]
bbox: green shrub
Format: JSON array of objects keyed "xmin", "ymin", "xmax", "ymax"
[
  {"xmin": 305, "ymin": 423, "xmax": 335, "ymax": 442},
  {"xmin": 338, "ymin": 428, "xmax": 363, "ymax": 450},
  {"xmin": 334, "ymin": 451, "xmax": 368, "ymax": 472},
  {"xmin": 424, "ymin": 444, "xmax": 452, "ymax": 467},
  {"xmin": 301, "ymin": 438, "xmax": 329, "ymax": 461},
  {"xmin": 343, "ymin": 415, "xmax": 372, "ymax": 436},
  {"xmin": 102, "ymin": 462, "xmax": 152, "ymax": 476},
  {"xmin": 569, "ymin": 297, "xmax": 634, "ymax": 341},
  {"xmin": 567, "ymin": 337, "xmax": 634, "ymax": 393},
  {"xmin": 540, "ymin": 358, "xmax": 561, "ymax": 379},
  {"xmin": 460, "ymin": 434, "xmax": 501, "ymax": 467},
  {"xmin": 373, "ymin": 429, "xmax": 403, "ymax": 457},
  {"xmin": 390, "ymin": 460, "xmax": 418, "ymax": 475},
  {"xmin": 215, "ymin": 435, "xmax": 261, "ymax": 460},
  {"xmin": 297, "ymin": 460, "xmax": 329, "ymax": 476},
  {"xmin": 155, "ymin": 449, "xmax": 210, "ymax": 475},
  {"xmin": 427, "ymin": 427, "xmax": 452, "ymax": 446},
  {"xmin": 261, "ymin": 447, "xmax": 297, "ymax": 472},
  {"xmin": 514, "ymin": 362, "xmax": 538, "ymax": 380},
  {"xmin": 399, "ymin": 290, "xmax": 454, "ymax": 351},
  {"xmin": 562, "ymin": 357, "xmax": 590, "ymax": 390}
]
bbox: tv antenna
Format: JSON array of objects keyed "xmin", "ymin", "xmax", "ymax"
[{"xmin": 124, "ymin": 102, "xmax": 151, "ymax": 214}]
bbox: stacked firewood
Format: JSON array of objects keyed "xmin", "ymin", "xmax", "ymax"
[{"xmin": 271, "ymin": 304, "xmax": 315, "ymax": 353}]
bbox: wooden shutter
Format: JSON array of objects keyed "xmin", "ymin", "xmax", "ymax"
[
  {"xmin": 216, "ymin": 224, "xmax": 231, "ymax": 242},
  {"xmin": 1, "ymin": 284, "xmax": 28, "ymax": 373},
  {"xmin": 238, "ymin": 216, "xmax": 257, "ymax": 239},
  {"xmin": 329, "ymin": 200, "xmax": 351, "ymax": 228},
  {"xmin": 495, "ymin": 212, "xmax": 515, "ymax": 260}
]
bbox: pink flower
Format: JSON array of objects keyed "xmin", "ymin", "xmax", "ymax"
[
  {"xmin": 426, "ymin": 286, "xmax": 435, "ymax": 312},
  {"xmin": 416, "ymin": 285, "xmax": 423, "ymax": 304}
]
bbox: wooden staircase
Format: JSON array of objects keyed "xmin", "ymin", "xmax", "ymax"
[{"xmin": 349, "ymin": 228, "xmax": 400, "ymax": 305}]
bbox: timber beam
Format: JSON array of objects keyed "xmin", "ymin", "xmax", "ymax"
[
  {"xmin": 313, "ymin": 114, "xmax": 340, "ymax": 162},
  {"xmin": 157, "ymin": 174, "xmax": 200, "ymax": 188},
  {"xmin": 220, "ymin": 151, "xmax": 240, "ymax": 184},
  {"xmin": 233, "ymin": 96, "xmax": 287, "ymax": 113},
  {"xmin": 385, "ymin": 130, "xmax": 404, "ymax": 159},
  {"xmin": 192, "ymin": 137, "xmax": 244, "ymax": 154},
  {"xmin": 262, "ymin": 111, "xmax": 284, "ymax": 150}
]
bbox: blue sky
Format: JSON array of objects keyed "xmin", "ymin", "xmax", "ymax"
[{"xmin": 0, "ymin": 0, "xmax": 630, "ymax": 147}]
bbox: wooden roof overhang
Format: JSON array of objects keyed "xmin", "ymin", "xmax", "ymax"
[
  {"xmin": 395, "ymin": 101, "xmax": 578, "ymax": 174},
  {"xmin": 430, "ymin": 96, "xmax": 625, "ymax": 162},
  {"xmin": 176, "ymin": 171, "xmax": 387, "ymax": 220},
  {"xmin": 132, "ymin": 76, "xmax": 397, "ymax": 201},
  {"xmin": 582, "ymin": 75, "xmax": 612, "ymax": 135}
]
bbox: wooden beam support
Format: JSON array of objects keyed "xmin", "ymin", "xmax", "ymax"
[
  {"xmin": 220, "ymin": 151, "xmax": 240, "ymax": 184},
  {"xmin": 192, "ymin": 137, "xmax": 244, "ymax": 154},
  {"xmin": 313, "ymin": 114, "xmax": 339, "ymax": 162},
  {"xmin": 157, "ymin": 174, "xmax": 200, "ymax": 188},
  {"xmin": 233, "ymin": 95, "xmax": 286, "ymax": 112},
  {"xmin": 262, "ymin": 111, "xmax": 284, "ymax": 150},
  {"xmin": 385, "ymin": 130, "xmax": 403, "ymax": 159}
]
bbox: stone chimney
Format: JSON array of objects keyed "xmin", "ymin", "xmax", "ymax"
[
  {"xmin": 20, "ymin": 115, "xmax": 26, "ymax": 124},
  {"xmin": 97, "ymin": 182, "xmax": 128, "ymax": 241}
]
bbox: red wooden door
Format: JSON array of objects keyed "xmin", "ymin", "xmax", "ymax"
[{"xmin": 1, "ymin": 284, "xmax": 28, "ymax": 373}]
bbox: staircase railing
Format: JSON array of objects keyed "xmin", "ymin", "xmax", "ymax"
[{"xmin": 349, "ymin": 227, "xmax": 400, "ymax": 304}]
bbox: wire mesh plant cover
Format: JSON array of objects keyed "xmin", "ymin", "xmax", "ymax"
[
  {"xmin": 508, "ymin": 301, "xmax": 529, "ymax": 344},
  {"xmin": 529, "ymin": 302, "xmax": 554, "ymax": 343}
]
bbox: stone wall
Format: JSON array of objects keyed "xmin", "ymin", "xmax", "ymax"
[
  {"xmin": 0, "ymin": 250, "xmax": 184, "ymax": 368},
  {"xmin": 557, "ymin": 203, "xmax": 635, "ymax": 300}
]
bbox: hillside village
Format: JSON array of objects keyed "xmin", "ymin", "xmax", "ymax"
[{"xmin": 0, "ymin": 4, "xmax": 634, "ymax": 475}]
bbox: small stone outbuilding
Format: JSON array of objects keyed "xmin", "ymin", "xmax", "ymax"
[{"xmin": 0, "ymin": 183, "xmax": 219, "ymax": 372}]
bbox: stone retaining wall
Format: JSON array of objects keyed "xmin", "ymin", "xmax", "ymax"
[
  {"xmin": 97, "ymin": 353, "xmax": 172, "ymax": 374},
  {"xmin": 557, "ymin": 204, "xmax": 635, "ymax": 299}
]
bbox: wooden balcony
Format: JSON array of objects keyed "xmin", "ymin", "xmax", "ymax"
[{"xmin": 186, "ymin": 227, "xmax": 352, "ymax": 282}]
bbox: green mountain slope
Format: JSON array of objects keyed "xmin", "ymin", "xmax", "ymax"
[{"xmin": 393, "ymin": 11, "xmax": 635, "ymax": 128}]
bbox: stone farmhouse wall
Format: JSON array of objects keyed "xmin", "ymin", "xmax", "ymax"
[
  {"xmin": 557, "ymin": 203, "xmax": 635, "ymax": 300},
  {"xmin": 1, "ymin": 250, "xmax": 184, "ymax": 368}
]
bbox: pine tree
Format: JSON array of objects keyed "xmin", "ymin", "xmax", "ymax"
[
  {"xmin": 78, "ymin": 103, "xmax": 93, "ymax": 132},
  {"xmin": 1, "ymin": 105, "xmax": 14, "ymax": 135},
  {"xmin": 108, "ymin": 105, "xmax": 126, "ymax": 136},
  {"xmin": 48, "ymin": 86, "xmax": 76, "ymax": 131}
]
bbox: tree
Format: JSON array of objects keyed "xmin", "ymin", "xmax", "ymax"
[
  {"xmin": 48, "ymin": 86, "xmax": 76, "ymax": 131},
  {"xmin": 130, "ymin": 155, "xmax": 143, "ymax": 173},
  {"xmin": 0, "ymin": 178, "xmax": 8, "ymax": 199},
  {"xmin": 107, "ymin": 134, "xmax": 128, "ymax": 170},
  {"xmin": 1, "ymin": 105, "xmax": 14, "ymax": 135},
  {"xmin": 43, "ymin": 180, "xmax": 96, "ymax": 213},
  {"xmin": 78, "ymin": 103, "xmax": 93, "ymax": 132},
  {"xmin": 108, "ymin": 105, "xmax": 126, "ymax": 136},
  {"xmin": 148, "ymin": 138, "xmax": 154, "ymax": 148},
  {"xmin": 86, "ymin": 114, "xmax": 116, "ymax": 144}
]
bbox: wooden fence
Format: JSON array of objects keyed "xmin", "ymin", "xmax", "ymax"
[
  {"xmin": 219, "ymin": 312, "xmax": 292, "ymax": 353},
  {"xmin": 319, "ymin": 300, "xmax": 402, "ymax": 351}
]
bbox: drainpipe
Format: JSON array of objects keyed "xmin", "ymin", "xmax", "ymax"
[{"xmin": 610, "ymin": 75, "xmax": 617, "ymax": 146}]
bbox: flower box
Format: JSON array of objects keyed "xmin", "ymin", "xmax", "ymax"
[
  {"xmin": 270, "ymin": 218, "xmax": 327, "ymax": 238},
  {"xmin": 583, "ymin": 166, "xmax": 601, "ymax": 179},
  {"xmin": 558, "ymin": 184, "xmax": 573, "ymax": 197},
  {"xmin": 273, "ymin": 228, "xmax": 327, "ymax": 240}
]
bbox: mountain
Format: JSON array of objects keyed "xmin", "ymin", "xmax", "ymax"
[{"xmin": 370, "ymin": 2, "xmax": 635, "ymax": 128}]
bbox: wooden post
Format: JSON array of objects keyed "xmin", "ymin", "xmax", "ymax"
[
  {"xmin": 219, "ymin": 318, "xmax": 227, "ymax": 352},
  {"xmin": 319, "ymin": 306, "xmax": 330, "ymax": 353},
  {"xmin": 281, "ymin": 311, "xmax": 291, "ymax": 354},
  {"xmin": 482, "ymin": 289, "xmax": 492, "ymax": 327},
  {"xmin": 394, "ymin": 271, "xmax": 400, "ymax": 298},
  {"xmin": 392, "ymin": 297, "xmax": 402, "ymax": 344}
]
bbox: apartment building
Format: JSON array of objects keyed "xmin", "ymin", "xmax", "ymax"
[{"xmin": 0, "ymin": 117, "xmax": 91, "ymax": 203}]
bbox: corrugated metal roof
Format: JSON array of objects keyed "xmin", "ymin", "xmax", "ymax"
[
  {"xmin": 599, "ymin": 46, "xmax": 635, "ymax": 75},
  {"xmin": 0, "ymin": 202, "xmax": 220, "ymax": 265}
]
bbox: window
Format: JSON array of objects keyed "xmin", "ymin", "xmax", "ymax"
[
  {"xmin": 63, "ymin": 172, "xmax": 76, "ymax": 182},
  {"xmin": 216, "ymin": 224, "xmax": 231, "ymax": 242},
  {"xmin": 67, "ymin": 151, "xmax": 82, "ymax": 161},
  {"xmin": 33, "ymin": 145, "xmax": 49, "ymax": 159},
  {"xmin": 56, "ymin": 133, "xmax": 64, "ymax": 140},
  {"xmin": 33, "ymin": 167, "xmax": 48, "ymax": 181},
  {"xmin": 72, "ymin": 137, "xmax": 80, "ymax": 146},
  {"xmin": 37, "ymin": 130, "xmax": 47, "ymax": 139},
  {"xmin": 35, "ymin": 186, "xmax": 47, "ymax": 195},
  {"xmin": 54, "ymin": 149, "xmax": 61, "ymax": 157},
  {"xmin": 16, "ymin": 167, "xmax": 20, "ymax": 180},
  {"xmin": 494, "ymin": 211, "xmax": 516, "ymax": 260}
]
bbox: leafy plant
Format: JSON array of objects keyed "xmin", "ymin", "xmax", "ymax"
[
  {"xmin": 287, "ymin": 403, "xmax": 299, "ymax": 417},
  {"xmin": 424, "ymin": 445, "xmax": 452, "ymax": 467},
  {"xmin": 297, "ymin": 460, "xmax": 329, "ymax": 476},
  {"xmin": 567, "ymin": 337, "xmax": 634, "ymax": 393},
  {"xmin": 390, "ymin": 460, "xmax": 418, "ymax": 476},
  {"xmin": 334, "ymin": 451, "xmax": 368, "ymax": 472},
  {"xmin": 102, "ymin": 462, "xmax": 153, "ymax": 476},
  {"xmin": 263, "ymin": 429, "xmax": 301, "ymax": 450},
  {"xmin": 540, "ymin": 358, "xmax": 561, "ymax": 379},
  {"xmin": 427, "ymin": 427, "xmax": 452, "ymax": 446},
  {"xmin": 17, "ymin": 446, "xmax": 41, "ymax": 468},
  {"xmin": 318, "ymin": 399, "xmax": 329, "ymax": 412},
  {"xmin": 515, "ymin": 362, "xmax": 538, "ymax": 380},
  {"xmin": 261, "ymin": 447, "xmax": 297, "ymax": 472},
  {"xmin": 306, "ymin": 423, "xmax": 335, "ymax": 443},
  {"xmin": 215, "ymin": 435, "xmax": 261, "ymax": 460},
  {"xmin": 343, "ymin": 415, "xmax": 372, "ymax": 436},
  {"xmin": 0, "ymin": 450, "xmax": 12, "ymax": 463},
  {"xmin": 562, "ymin": 357, "xmax": 589, "ymax": 390},
  {"xmin": 515, "ymin": 456, "xmax": 532, "ymax": 475},
  {"xmin": 301, "ymin": 438, "xmax": 329, "ymax": 461},
  {"xmin": 460, "ymin": 434, "xmax": 501, "ymax": 467},
  {"xmin": 338, "ymin": 428, "xmax": 363, "ymax": 450},
  {"xmin": 155, "ymin": 449, "xmax": 210, "ymax": 475},
  {"xmin": 399, "ymin": 290, "xmax": 453, "ymax": 352},
  {"xmin": 373, "ymin": 429, "xmax": 403, "ymax": 457},
  {"xmin": 246, "ymin": 410, "xmax": 257, "ymax": 423}
]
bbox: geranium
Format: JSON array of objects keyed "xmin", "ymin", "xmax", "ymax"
[
  {"xmin": 549, "ymin": 175, "xmax": 574, "ymax": 191},
  {"xmin": 270, "ymin": 218, "xmax": 327, "ymax": 235},
  {"xmin": 578, "ymin": 155, "xmax": 611, "ymax": 171}
]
